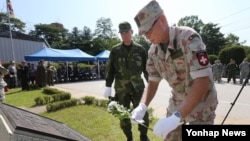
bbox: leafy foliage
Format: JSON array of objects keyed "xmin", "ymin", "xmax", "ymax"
[
  {"xmin": 82, "ymin": 96, "xmax": 96, "ymax": 105},
  {"xmin": 42, "ymin": 87, "xmax": 62, "ymax": 95},
  {"xmin": 219, "ymin": 46, "xmax": 246, "ymax": 65},
  {"xmin": 201, "ymin": 23, "xmax": 226, "ymax": 55},
  {"xmin": 178, "ymin": 15, "xmax": 204, "ymax": 33},
  {"xmin": 0, "ymin": 13, "xmax": 26, "ymax": 32},
  {"xmin": 133, "ymin": 34, "xmax": 151, "ymax": 53},
  {"xmin": 208, "ymin": 54, "xmax": 218, "ymax": 65},
  {"xmin": 1, "ymin": 12, "xmax": 250, "ymax": 65},
  {"xmin": 5, "ymin": 88, "xmax": 161, "ymax": 140}
]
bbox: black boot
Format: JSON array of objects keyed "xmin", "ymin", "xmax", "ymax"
[
  {"xmin": 125, "ymin": 131, "xmax": 133, "ymax": 141},
  {"xmin": 127, "ymin": 138, "xmax": 133, "ymax": 141}
]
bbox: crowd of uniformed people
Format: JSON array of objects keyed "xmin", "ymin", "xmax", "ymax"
[{"xmin": 3, "ymin": 60, "xmax": 107, "ymax": 90}]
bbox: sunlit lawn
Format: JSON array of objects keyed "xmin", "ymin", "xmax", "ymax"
[
  {"xmin": 5, "ymin": 87, "xmax": 44, "ymax": 108},
  {"xmin": 4, "ymin": 87, "xmax": 161, "ymax": 141}
]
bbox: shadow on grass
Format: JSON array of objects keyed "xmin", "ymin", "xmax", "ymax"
[{"xmin": 6, "ymin": 89, "xmax": 22, "ymax": 95}]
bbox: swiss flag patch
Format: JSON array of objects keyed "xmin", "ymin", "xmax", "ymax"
[{"xmin": 196, "ymin": 51, "xmax": 209, "ymax": 66}]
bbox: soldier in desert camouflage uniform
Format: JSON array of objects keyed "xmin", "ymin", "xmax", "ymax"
[
  {"xmin": 103, "ymin": 21, "xmax": 149, "ymax": 141},
  {"xmin": 131, "ymin": 1, "xmax": 218, "ymax": 141}
]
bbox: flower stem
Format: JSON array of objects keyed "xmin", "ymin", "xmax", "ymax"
[{"xmin": 131, "ymin": 118, "xmax": 153, "ymax": 131}]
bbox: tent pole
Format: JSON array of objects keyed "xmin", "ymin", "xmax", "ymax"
[
  {"xmin": 98, "ymin": 60, "xmax": 100, "ymax": 79},
  {"xmin": 66, "ymin": 61, "xmax": 69, "ymax": 82}
]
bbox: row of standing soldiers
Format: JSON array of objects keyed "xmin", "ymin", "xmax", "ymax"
[
  {"xmin": 212, "ymin": 58, "xmax": 250, "ymax": 84},
  {"xmin": 6, "ymin": 60, "xmax": 56, "ymax": 90}
]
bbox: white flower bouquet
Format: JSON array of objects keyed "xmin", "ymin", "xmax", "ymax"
[
  {"xmin": 107, "ymin": 101, "xmax": 131, "ymax": 120},
  {"xmin": 107, "ymin": 100, "xmax": 153, "ymax": 130}
]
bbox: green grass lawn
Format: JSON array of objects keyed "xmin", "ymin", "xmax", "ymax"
[
  {"xmin": 5, "ymin": 88, "xmax": 44, "ymax": 108},
  {"xmin": 4, "ymin": 87, "xmax": 162, "ymax": 141}
]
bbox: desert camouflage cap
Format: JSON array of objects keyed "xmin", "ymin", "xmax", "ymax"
[
  {"xmin": 134, "ymin": 0, "xmax": 163, "ymax": 35},
  {"xmin": 119, "ymin": 21, "xmax": 132, "ymax": 33}
]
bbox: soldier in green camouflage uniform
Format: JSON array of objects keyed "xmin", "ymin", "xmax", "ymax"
[
  {"xmin": 131, "ymin": 1, "xmax": 218, "ymax": 141},
  {"xmin": 104, "ymin": 21, "xmax": 149, "ymax": 141}
]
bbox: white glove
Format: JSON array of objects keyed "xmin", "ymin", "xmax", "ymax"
[
  {"xmin": 131, "ymin": 103, "xmax": 147, "ymax": 124},
  {"xmin": 153, "ymin": 112, "xmax": 182, "ymax": 139},
  {"xmin": 103, "ymin": 87, "xmax": 112, "ymax": 98}
]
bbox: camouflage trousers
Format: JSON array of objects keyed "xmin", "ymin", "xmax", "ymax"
[{"xmin": 115, "ymin": 89, "xmax": 149, "ymax": 140}]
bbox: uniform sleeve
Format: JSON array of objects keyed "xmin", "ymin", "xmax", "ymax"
[
  {"xmin": 146, "ymin": 47, "xmax": 162, "ymax": 82},
  {"xmin": 185, "ymin": 33, "xmax": 212, "ymax": 79},
  {"xmin": 105, "ymin": 50, "xmax": 115, "ymax": 87},
  {"xmin": 142, "ymin": 48, "xmax": 149, "ymax": 81}
]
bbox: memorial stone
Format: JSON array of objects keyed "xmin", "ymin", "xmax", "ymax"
[{"xmin": 0, "ymin": 103, "xmax": 91, "ymax": 141}]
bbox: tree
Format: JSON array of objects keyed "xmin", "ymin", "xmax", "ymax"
[
  {"xmin": 29, "ymin": 23, "xmax": 68, "ymax": 48},
  {"xmin": 200, "ymin": 23, "xmax": 225, "ymax": 55},
  {"xmin": 208, "ymin": 54, "xmax": 218, "ymax": 65},
  {"xmin": 224, "ymin": 33, "xmax": 241, "ymax": 47},
  {"xmin": 94, "ymin": 17, "xmax": 117, "ymax": 39},
  {"xmin": 177, "ymin": 16, "xmax": 227, "ymax": 55},
  {"xmin": 0, "ymin": 12, "xmax": 25, "ymax": 32},
  {"xmin": 65, "ymin": 26, "xmax": 94, "ymax": 53},
  {"xmin": 79, "ymin": 26, "xmax": 94, "ymax": 53},
  {"xmin": 222, "ymin": 34, "xmax": 250, "ymax": 62},
  {"xmin": 132, "ymin": 34, "xmax": 151, "ymax": 53},
  {"xmin": 243, "ymin": 45, "xmax": 250, "ymax": 56},
  {"xmin": 219, "ymin": 46, "xmax": 246, "ymax": 65},
  {"xmin": 177, "ymin": 15, "xmax": 204, "ymax": 33},
  {"xmin": 91, "ymin": 36, "xmax": 120, "ymax": 55},
  {"xmin": 81, "ymin": 26, "xmax": 93, "ymax": 40},
  {"xmin": 67, "ymin": 27, "xmax": 83, "ymax": 48},
  {"xmin": 90, "ymin": 17, "xmax": 120, "ymax": 55}
]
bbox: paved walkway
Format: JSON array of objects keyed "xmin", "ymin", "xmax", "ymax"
[{"xmin": 23, "ymin": 105, "xmax": 47, "ymax": 114}]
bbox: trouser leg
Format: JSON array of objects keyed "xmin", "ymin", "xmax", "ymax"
[
  {"xmin": 120, "ymin": 118, "xmax": 133, "ymax": 140},
  {"xmin": 115, "ymin": 92, "xmax": 133, "ymax": 140},
  {"xmin": 138, "ymin": 111, "xmax": 149, "ymax": 141},
  {"xmin": 131, "ymin": 90, "xmax": 149, "ymax": 141}
]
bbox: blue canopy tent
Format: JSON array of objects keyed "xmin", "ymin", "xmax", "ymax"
[
  {"xmin": 95, "ymin": 50, "xmax": 110, "ymax": 61},
  {"xmin": 95, "ymin": 50, "xmax": 110, "ymax": 78},
  {"xmin": 24, "ymin": 47, "xmax": 95, "ymax": 61},
  {"xmin": 24, "ymin": 47, "xmax": 96, "ymax": 81}
]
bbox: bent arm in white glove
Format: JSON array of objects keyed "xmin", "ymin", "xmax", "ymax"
[
  {"xmin": 131, "ymin": 103, "xmax": 147, "ymax": 124},
  {"xmin": 103, "ymin": 87, "xmax": 112, "ymax": 98},
  {"xmin": 153, "ymin": 112, "xmax": 182, "ymax": 139}
]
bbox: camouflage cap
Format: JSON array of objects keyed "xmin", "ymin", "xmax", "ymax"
[
  {"xmin": 134, "ymin": 0, "xmax": 163, "ymax": 35},
  {"xmin": 119, "ymin": 21, "xmax": 132, "ymax": 33}
]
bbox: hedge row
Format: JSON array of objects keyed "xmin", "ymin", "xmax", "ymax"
[
  {"xmin": 46, "ymin": 99, "xmax": 78, "ymax": 112},
  {"xmin": 34, "ymin": 91, "xmax": 71, "ymax": 106},
  {"xmin": 34, "ymin": 87, "xmax": 71, "ymax": 106}
]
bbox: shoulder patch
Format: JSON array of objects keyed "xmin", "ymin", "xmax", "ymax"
[{"xmin": 196, "ymin": 51, "xmax": 209, "ymax": 66}]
